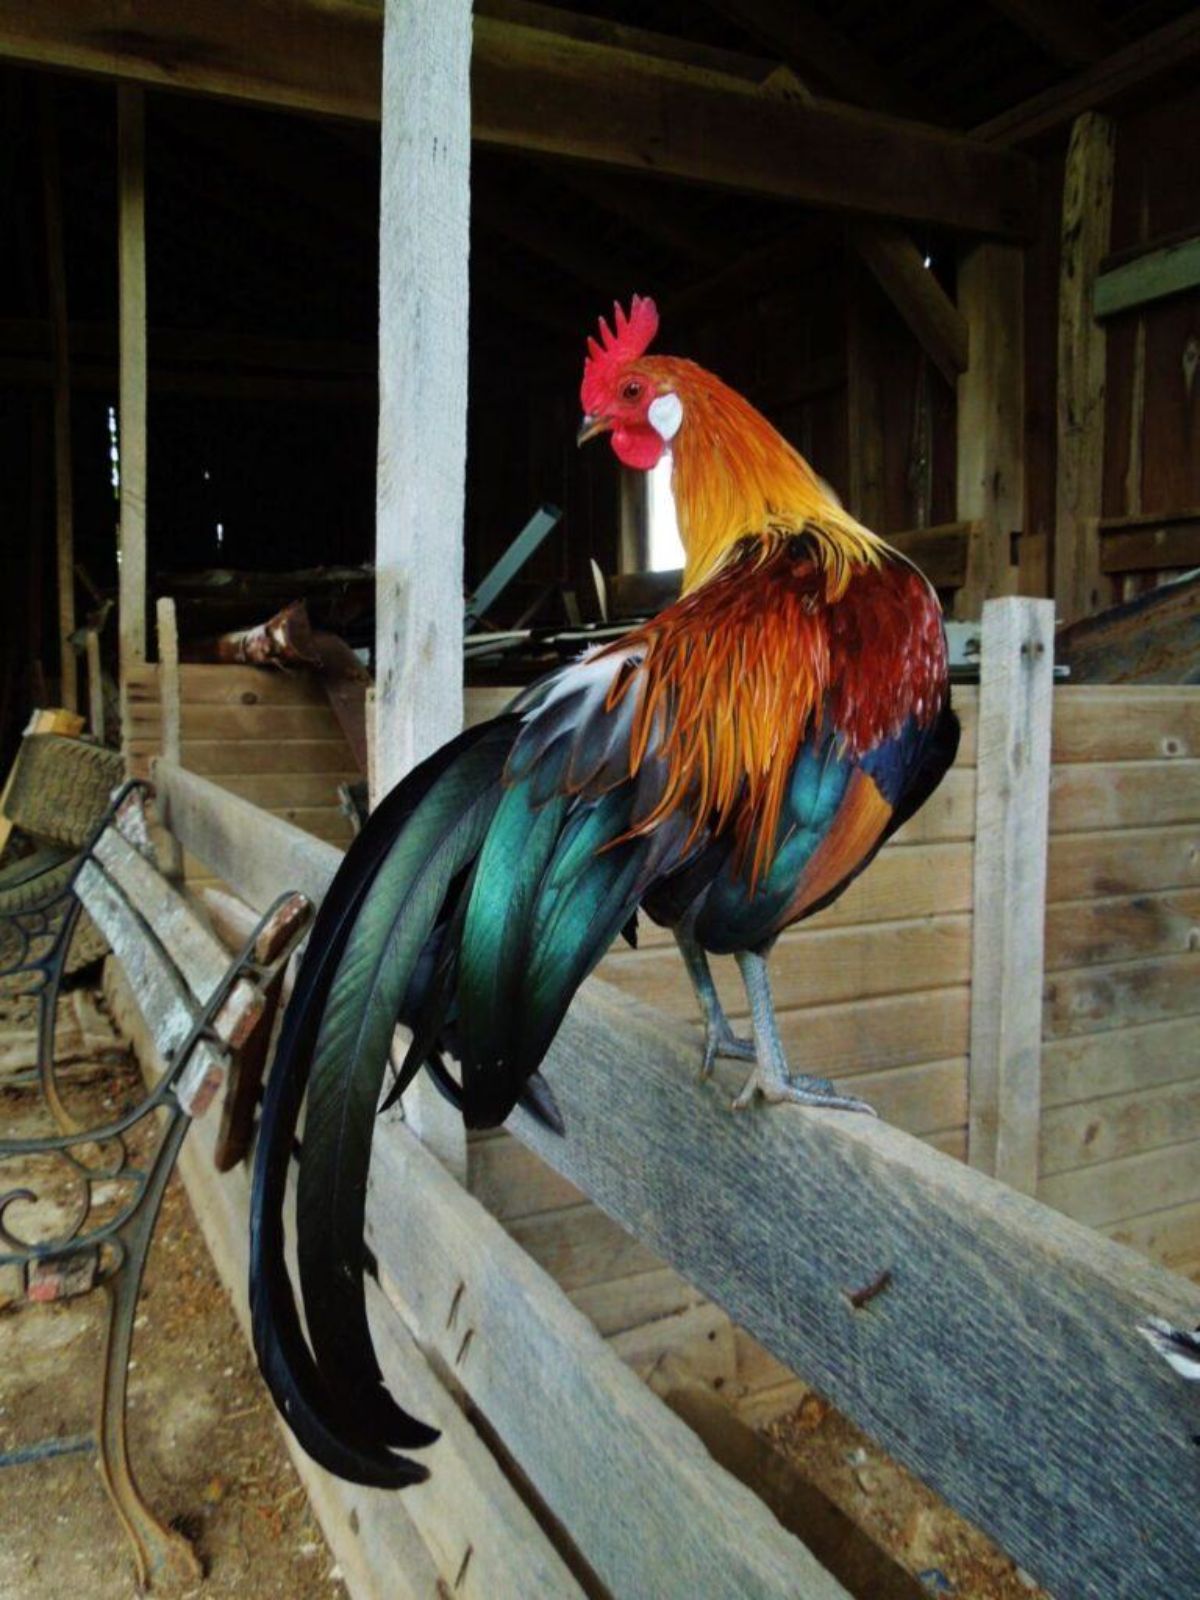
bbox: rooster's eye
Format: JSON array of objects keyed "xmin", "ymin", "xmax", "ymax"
[{"xmin": 621, "ymin": 380, "xmax": 643, "ymax": 402}]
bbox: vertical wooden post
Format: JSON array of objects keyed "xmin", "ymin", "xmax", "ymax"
[
  {"xmin": 955, "ymin": 244, "xmax": 1024, "ymax": 617},
  {"xmin": 968, "ymin": 596, "xmax": 1055, "ymax": 1195},
  {"xmin": 118, "ymin": 86, "xmax": 148, "ymax": 759},
  {"xmin": 38, "ymin": 84, "xmax": 76, "ymax": 712},
  {"xmin": 86, "ymin": 632, "xmax": 104, "ymax": 741},
  {"xmin": 1054, "ymin": 112, "xmax": 1115, "ymax": 625},
  {"xmin": 155, "ymin": 596, "xmax": 183, "ymax": 877},
  {"xmin": 374, "ymin": 0, "xmax": 472, "ymax": 1177},
  {"xmin": 845, "ymin": 268, "xmax": 886, "ymax": 530}
]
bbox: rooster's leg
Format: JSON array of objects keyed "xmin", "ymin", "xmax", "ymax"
[
  {"xmin": 731, "ymin": 950, "xmax": 876, "ymax": 1115},
  {"xmin": 673, "ymin": 929, "xmax": 756, "ymax": 1080}
]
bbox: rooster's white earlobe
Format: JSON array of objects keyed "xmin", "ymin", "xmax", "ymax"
[{"xmin": 648, "ymin": 392, "xmax": 683, "ymax": 442}]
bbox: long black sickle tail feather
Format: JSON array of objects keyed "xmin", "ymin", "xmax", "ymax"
[
  {"xmin": 249, "ymin": 719, "xmax": 518, "ymax": 1487},
  {"xmin": 295, "ymin": 724, "xmax": 517, "ymax": 1452}
]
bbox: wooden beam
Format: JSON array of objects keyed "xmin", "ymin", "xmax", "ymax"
[
  {"xmin": 1098, "ymin": 510, "xmax": 1200, "ymax": 575},
  {"xmin": 154, "ymin": 756, "xmax": 1200, "ymax": 1600},
  {"xmin": 984, "ymin": 0, "xmax": 1122, "ymax": 68},
  {"xmin": 845, "ymin": 266, "xmax": 886, "ymax": 531},
  {"xmin": 968, "ymin": 599, "xmax": 1054, "ymax": 1193},
  {"xmin": 704, "ymin": 0, "xmax": 932, "ymax": 118},
  {"xmin": 955, "ymin": 244, "xmax": 1024, "ymax": 616},
  {"xmin": 974, "ymin": 9, "xmax": 1200, "ymax": 146},
  {"xmin": 117, "ymin": 84, "xmax": 148, "ymax": 771},
  {"xmin": 373, "ymin": 0, "xmax": 470, "ymax": 1173},
  {"xmin": 0, "ymin": 3, "xmax": 1036, "ymax": 239},
  {"xmin": 470, "ymin": 21, "xmax": 1036, "ymax": 239},
  {"xmin": 1054, "ymin": 113, "xmax": 1115, "ymax": 626},
  {"xmin": 38, "ymin": 84, "xmax": 76, "ymax": 713},
  {"xmin": 85, "ymin": 630, "xmax": 104, "ymax": 740},
  {"xmin": 476, "ymin": 0, "xmax": 774, "ymax": 83},
  {"xmin": 1094, "ymin": 232, "xmax": 1200, "ymax": 319},
  {"xmin": 886, "ymin": 522, "xmax": 975, "ymax": 590},
  {"xmin": 853, "ymin": 225, "xmax": 969, "ymax": 387}
]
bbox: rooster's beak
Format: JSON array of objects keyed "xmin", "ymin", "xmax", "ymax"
[{"xmin": 576, "ymin": 414, "xmax": 609, "ymax": 447}]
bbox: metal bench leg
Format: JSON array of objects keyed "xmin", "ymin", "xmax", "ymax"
[{"xmin": 95, "ymin": 1111, "xmax": 203, "ymax": 1591}]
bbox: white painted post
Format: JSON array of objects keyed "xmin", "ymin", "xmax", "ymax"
[
  {"xmin": 968, "ymin": 596, "xmax": 1055, "ymax": 1193},
  {"xmin": 374, "ymin": 0, "xmax": 472, "ymax": 1177}
]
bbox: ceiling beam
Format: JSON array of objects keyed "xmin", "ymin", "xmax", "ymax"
[
  {"xmin": 470, "ymin": 21, "xmax": 1035, "ymax": 238},
  {"xmin": 703, "ymin": 0, "xmax": 933, "ymax": 119},
  {"xmin": 851, "ymin": 225, "xmax": 969, "ymax": 386},
  {"xmin": 0, "ymin": 2, "xmax": 1035, "ymax": 238},
  {"xmin": 983, "ymin": 0, "xmax": 1122, "ymax": 69},
  {"xmin": 975, "ymin": 8, "xmax": 1200, "ymax": 145}
]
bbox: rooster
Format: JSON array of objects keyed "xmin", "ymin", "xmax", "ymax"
[{"xmin": 250, "ymin": 295, "xmax": 959, "ymax": 1486}]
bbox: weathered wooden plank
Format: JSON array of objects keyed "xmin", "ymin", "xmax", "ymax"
[
  {"xmin": 154, "ymin": 757, "xmax": 1200, "ymax": 1599},
  {"xmin": 138, "ymin": 738, "xmax": 355, "ymax": 776},
  {"xmin": 127, "ymin": 663, "xmax": 332, "ymax": 707},
  {"xmin": 568, "ymin": 1266, "xmax": 705, "ymax": 1338},
  {"xmin": 955, "ymin": 245, "xmax": 1023, "ymax": 615},
  {"xmin": 1045, "ymin": 889, "xmax": 1200, "ymax": 971},
  {"xmin": 1042, "ymin": 1016, "xmax": 1200, "ymax": 1109},
  {"xmin": 213, "ymin": 772, "xmax": 359, "ymax": 809},
  {"xmin": 1049, "ymin": 760, "xmax": 1200, "ymax": 832},
  {"xmin": 1105, "ymin": 1201, "xmax": 1200, "ymax": 1276},
  {"xmin": 1047, "ymin": 823, "xmax": 1200, "ymax": 902},
  {"xmin": 610, "ymin": 1300, "xmax": 737, "ymax": 1388},
  {"xmin": 77, "ymin": 859, "xmax": 225, "ymax": 1096},
  {"xmin": 153, "ymin": 761, "xmax": 343, "ymax": 915},
  {"xmin": 1050, "ymin": 686, "xmax": 1200, "ymax": 762},
  {"xmin": 369, "ymin": 1126, "xmax": 852, "ymax": 1600},
  {"xmin": 155, "ymin": 599, "xmax": 181, "ymax": 769},
  {"xmin": 1054, "ymin": 112, "xmax": 1115, "ymax": 625},
  {"xmin": 842, "ymin": 1058, "xmax": 968, "ymax": 1137},
  {"xmin": 599, "ymin": 913, "xmax": 971, "ymax": 1015},
  {"xmin": 127, "ymin": 704, "xmax": 343, "ymax": 740},
  {"xmin": 507, "ymin": 1200, "xmax": 663, "ymax": 1292},
  {"xmin": 1053, "ymin": 571, "xmax": 1200, "ymax": 684},
  {"xmin": 1039, "ymin": 1139, "xmax": 1200, "ymax": 1229},
  {"xmin": 890, "ymin": 767, "xmax": 977, "ymax": 842},
  {"xmin": 1041, "ymin": 1077, "xmax": 1200, "ymax": 1178},
  {"xmin": 468, "ymin": 1132, "xmax": 584, "ymax": 1222},
  {"xmin": 1043, "ymin": 953, "xmax": 1200, "ymax": 1038},
  {"xmin": 1095, "ymin": 233, "xmax": 1200, "ymax": 319},
  {"xmin": 968, "ymin": 599, "xmax": 1054, "ymax": 1193},
  {"xmin": 505, "ymin": 981, "xmax": 1200, "ymax": 1600},
  {"xmin": 1100, "ymin": 514, "xmax": 1200, "ymax": 575}
]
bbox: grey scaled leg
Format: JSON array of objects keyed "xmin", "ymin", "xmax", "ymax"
[
  {"xmin": 673, "ymin": 928, "xmax": 756, "ymax": 1081},
  {"xmin": 731, "ymin": 949, "xmax": 876, "ymax": 1115}
]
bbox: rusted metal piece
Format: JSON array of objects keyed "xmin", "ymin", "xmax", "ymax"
[
  {"xmin": 1055, "ymin": 569, "xmax": 1200, "ymax": 683},
  {"xmin": 186, "ymin": 597, "xmax": 320, "ymax": 667}
]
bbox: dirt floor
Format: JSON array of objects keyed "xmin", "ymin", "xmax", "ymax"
[
  {"xmin": 0, "ymin": 1000, "xmax": 343, "ymax": 1600},
  {"xmin": 1, "ymin": 983, "xmax": 1049, "ymax": 1600},
  {"xmin": 765, "ymin": 1395, "xmax": 1049, "ymax": 1599}
]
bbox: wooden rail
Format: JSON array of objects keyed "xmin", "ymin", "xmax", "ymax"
[{"xmin": 153, "ymin": 753, "xmax": 1200, "ymax": 1600}]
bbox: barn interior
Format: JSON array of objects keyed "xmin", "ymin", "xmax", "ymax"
[{"xmin": 1, "ymin": 4, "xmax": 1199, "ymax": 1599}]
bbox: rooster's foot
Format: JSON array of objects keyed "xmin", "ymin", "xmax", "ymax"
[
  {"xmin": 700, "ymin": 1021, "xmax": 757, "ymax": 1082},
  {"xmin": 731, "ymin": 1064, "xmax": 876, "ymax": 1115}
]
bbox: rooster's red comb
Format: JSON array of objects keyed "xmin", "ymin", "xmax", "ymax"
[{"xmin": 581, "ymin": 295, "xmax": 659, "ymax": 412}]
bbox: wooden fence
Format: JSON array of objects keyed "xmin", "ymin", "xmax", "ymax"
[{"xmin": 121, "ymin": 598, "xmax": 1200, "ymax": 1595}]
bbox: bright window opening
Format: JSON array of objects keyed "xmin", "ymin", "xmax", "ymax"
[{"xmin": 646, "ymin": 454, "xmax": 684, "ymax": 572}]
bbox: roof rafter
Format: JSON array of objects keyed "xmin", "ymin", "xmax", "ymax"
[{"xmin": 0, "ymin": 1, "xmax": 1035, "ymax": 238}]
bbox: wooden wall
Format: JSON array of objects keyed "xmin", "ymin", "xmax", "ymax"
[
  {"xmin": 125, "ymin": 663, "xmax": 357, "ymax": 856},
  {"xmin": 1038, "ymin": 686, "xmax": 1200, "ymax": 1281}
]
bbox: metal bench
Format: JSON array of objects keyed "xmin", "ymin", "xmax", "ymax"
[{"xmin": 0, "ymin": 781, "xmax": 309, "ymax": 1588}]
